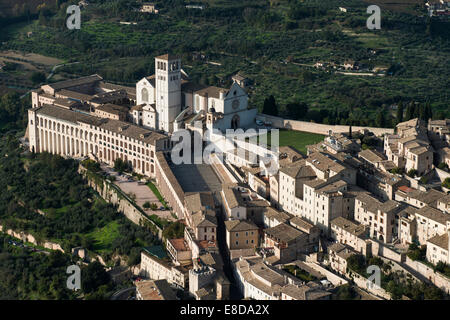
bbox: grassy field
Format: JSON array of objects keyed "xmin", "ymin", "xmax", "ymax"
[
  {"xmin": 264, "ymin": 129, "xmax": 325, "ymax": 155},
  {"xmin": 42, "ymin": 204, "xmax": 72, "ymax": 219},
  {"xmin": 87, "ymin": 220, "xmax": 121, "ymax": 253}
]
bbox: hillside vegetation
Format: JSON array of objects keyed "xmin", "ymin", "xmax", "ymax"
[{"xmin": 1, "ymin": 0, "xmax": 449, "ymax": 128}]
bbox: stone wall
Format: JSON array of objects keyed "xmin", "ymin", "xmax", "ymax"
[
  {"xmin": 366, "ymin": 239, "xmax": 450, "ymax": 294},
  {"xmin": 256, "ymin": 114, "xmax": 394, "ymax": 137},
  {"xmin": 435, "ymin": 167, "xmax": 450, "ymax": 182},
  {"xmin": 303, "ymin": 261, "xmax": 348, "ymax": 287},
  {"xmin": 404, "ymin": 257, "xmax": 450, "ymax": 294},
  {"xmin": 79, "ymin": 166, "xmax": 163, "ymax": 240},
  {"xmin": 210, "ymin": 153, "xmax": 239, "ymax": 184},
  {"xmin": 349, "ymin": 271, "xmax": 391, "ymax": 300},
  {"xmin": 0, "ymin": 224, "xmax": 64, "ymax": 253},
  {"xmin": 369, "ymin": 239, "xmax": 405, "ymax": 263},
  {"xmin": 155, "ymin": 151, "xmax": 185, "ymax": 220}
]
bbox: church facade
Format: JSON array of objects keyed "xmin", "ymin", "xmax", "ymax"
[{"xmin": 132, "ymin": 54, "xmax": 257, "ymax": 134}]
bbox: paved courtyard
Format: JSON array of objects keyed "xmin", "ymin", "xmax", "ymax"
[
  {"xmin": 170, "ymin": 162, "xmax": 222, "ymax": 194},
  {"xmin": 101, "ymin": 164, "xmax": 176, "ymax": 222}
]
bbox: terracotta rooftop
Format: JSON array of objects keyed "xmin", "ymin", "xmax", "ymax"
[
  {"xmin": 95, "ymin": 103, "xmax": 129, "ymax": 115},
  {"xmin": 224, "ymin": 219, "xmax": 258, "ymax": 232},
  {"xmin": 281, "ymin": 283, "xmax": 331, "ymax": 300},
  {"xmin": 358, "ymin": 148, "xmax": 386, "ymax": 164},
  {"xmin": 192, "ymin": 211, "xmax": 217, "ymax": 228},
  {"xmin": 427, "ymin": 232, "xmax": 449, "ymax": 250},
  {"xmin": 155, "ymin": 53, "xmax": 180, "ymax": 61},
  {"xmin": 135, "ymin": 280, "xmax": 177, "ymax": 300},
  {"xmin": 396, "ymin": 188, "xmax": 446, "ymax": 206},
  {"xmin": 328, "ymin": 242, "xmax": 356, "ymax": 260},
  {"xmin": 168, "ymin": 238, "xmax": 189, "ymax": 252},
  {"xmin": 45, "ymin": 74, "xmax": 102, "ymax": 91},
  {"xmin": 264, "ymin": 223, "xmax": 305, "ymax": 243},
  {"xmin": 306, "ymin": 152, "xmax": 347, "ymax": 174},
  {"xmin": 416, "ymin": 205, "xmax": 450, "ymax": 225},
  {"xmin": 184, "ymin": 192, "xmax": 215, "ymax": 213},
  {"xmin": 97, "ymin": 118, "xmax": 166, "ymax": 145},
  {"xmin": 279, "ymin": 160, "xmax": 316, "ymax": 179},
  {"xmin": 194, "ymin": 86, "xmax": 228, "ymax": 99},
  {"xmin": 289, "ymin": 216, "xmax": 315, "ymax": 233},
  {"xmin": 331, "ymin": 217, "xmax": 368, "ymax": 238},
  {"xmin": 36, "ymin": 104, "xmax": 104, "ymax": 126}
]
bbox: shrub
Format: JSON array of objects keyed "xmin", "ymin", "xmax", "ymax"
[
  {"xmin": 30, "ymin": 72, "xmax": 46, "ymax": 84},
  {"xmin": 114, "ymin": 158, "xmax": 131, "ymax": 173},
  {"xmin": 390, "ymin": 167, "xmax": 404, "ymax": 175},
  {"xmin": 442, "ymin": 177, "xmax": 450, "ymax": 189},
  {"xmin": 407, "ymin": 169, "xmax": 418, "ymax": 178},
  {"xmin": 407, "ymin": 243, "xmax": 426, "ymax": 261},
  {"xmin": 335, "ymin": 284, "xmax": 357, "ymax": 300},
  {"xmin": 82, "ymin": 159, "xmax": 101, "ymax": 173}
]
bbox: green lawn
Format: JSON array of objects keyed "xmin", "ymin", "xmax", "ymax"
[
  {"xmin": 146, "ymin": 181, "xmax": 168, "ymax": 209},
  {"xmin": 264, "ymin": 129, "xmax": 325, "ymax": 155},
  {"xmin": 87, "ymin": 220, "xmax": 121, "ymax": 253},
  {"xmin": 41, "ymin": 204, "xmax": 72, "ymax": 219}
]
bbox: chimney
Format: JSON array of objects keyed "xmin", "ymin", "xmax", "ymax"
[{"xmin": 219, "ymin": 90, "xmax": 225, "ymax": 100}]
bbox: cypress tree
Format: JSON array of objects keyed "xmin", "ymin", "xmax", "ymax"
[
  {"xmin": 396, "ymin": 101, "xmax": 404, "ymax": 123},
  {"xmin": 405, "ymin": 102, "xmax": 414, "ymax": 120},
  {"xmin": 419, "ymin": 104, "xmax": 426, "ymax": 121},
  {"xmin": 262, "ymin": 97, "xmax": 270, "ymax": 114},
  {"xmin": 268, "ymin": 95, "xmax": 278, "ymax": 116},
  {"xmin": 425, "ymin": 103, "xmax": 433, "ymax": 121},
  {"xmin": 413, "ymin": 102, "xmax": 421, "ymax": 119},
  {"xmin": 376, "ymin": 111, "xmax": 386, "ymax": 128}
]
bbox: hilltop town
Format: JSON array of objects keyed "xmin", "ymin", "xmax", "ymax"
[{"xmin": 22, "ymin": 53, "xmax": 450, "ymax": 301}]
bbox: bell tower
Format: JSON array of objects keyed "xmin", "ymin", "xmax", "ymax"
[{"xmin": 155, "ymin": 54, "xmax": 181, "ymax": 133}]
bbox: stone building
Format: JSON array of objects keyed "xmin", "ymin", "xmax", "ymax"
[
  {"xmin": 139, "ymin": 249, "xmax": 189, "ymax": 289},
  {"xmin": 263, "ymin": 222, "xmax": 312, "ymax": 264},
  {"xmin": 135, "ymin": 279, "xmax": 177, "ymax": 300},
  {"xmin": 27, "ymin": 105, "xmax": 169, "ymax": 177},
  {"xmin": 224, "ymin": 220, "xmax": 259, "ymax": 251},
  {"xmin": 330, "ymin": 216, "xmax": 369, "ymax": 254}
]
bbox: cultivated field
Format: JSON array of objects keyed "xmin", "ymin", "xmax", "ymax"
[{"xmin": 0, "ymin": 50, "xmax": 63, "ymax": 66}]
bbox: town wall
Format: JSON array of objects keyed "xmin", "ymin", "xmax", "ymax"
[
  {"xmin": 369, "ymin": 239, "xmax": 405, "ymax": 263},
  {"xmin": 404, "ymin": 257, "xmax": 450, "ymax": 294},
  {"xmin": 256, "ymin": 114, "xmax": 394, "ymax": 137},
  {"xmin": 0, "ymin": 224, "xmax": 64, "ymax": 252},
  {"xmin": 155, "ymin": 152, "xmax": 185, "ymax": 220}
]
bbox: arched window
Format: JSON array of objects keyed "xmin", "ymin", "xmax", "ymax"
[{"xmin": 141, "ymin": 87, "xmax": 148, "ymax": 102}]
